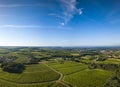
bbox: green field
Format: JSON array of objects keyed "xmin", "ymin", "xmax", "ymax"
[
  {"xmin": 0, "ymin": 63, "xmax": 60, "ymax": 87},
  {"xmin": 0, "ymin": 60, "xmax": 114, "ymax": 87},
  {"xmin": 47, "ymin": 61, "xmax": 113, "ymax": 87},
  {"xmin": 102, "ymin": 59, "xmax": 120, "ymax": 64},
  {"xmin": 0, "ymin": 47, "xmax": 119, "ymax": 87},
  {"xmin": 0, "ymin": 61, "xmax": 112, "ymax": 87},
  {"xmin": 51, "ymin": 82, "xmax": 67, "ymax": 87},
  {"xmin": 64, "ymin": 69, "xmax": 112, "ymax": 87},
  {"xmin": 48, "ymin": 61, "xmax": 88, "ymax": 75}
]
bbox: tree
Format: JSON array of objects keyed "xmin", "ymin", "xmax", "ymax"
[
  {"xmin": 1, "ymin": 62, "xmax": 25, "ymax": 73},
  {"xmin": 28, "ymin": 58, "xmax": 40, "ymax": 64}
]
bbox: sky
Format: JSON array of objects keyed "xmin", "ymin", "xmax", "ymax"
[{"xmin": 0, "ymin": 0, "xmax": 120, "ymax": 46}]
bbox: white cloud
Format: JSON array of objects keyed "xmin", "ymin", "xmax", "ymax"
[
  {"xmin": 60, "ymin": 22, "xmax": 65, "ymax": 26},
  {"xmin": 48, "ymin": 13, "xmax": 65, "ymax": 19},
  {"xmin": 0, "ymin": 25, "xmax": 41, "ymax": 28},
  {"xmin": 0, "ymin": 24, "xmax": 72, "ymax": 30},
  {"xmin": 49, "ymin": 0, "xmax": 83, "ymax": 26},
  {"xmin": 0, "ymin": 4, "xmax": 42, "ymax": 7}
]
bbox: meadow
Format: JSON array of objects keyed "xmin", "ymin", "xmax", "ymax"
[
  {"xmin": 48, "ymin": 61, "xmax": 112, "ymax": 87},
  {"xmin": 0, "ymin": 63, "xmax": 61, "ymax": 87},
  {"xmin": 48, "ymin": 61, "xmax": 88, "ymax": 75},
  {"xmin": 0, "ymin": 47, "xmax": 119, "ymax": 87},
  {"xmin": 0, "ymin": 60, "xmax": 113, "ymax": 87},
  {"xmin": 63, "ymin": 69, "xmax": 112, "ymax": 87}
]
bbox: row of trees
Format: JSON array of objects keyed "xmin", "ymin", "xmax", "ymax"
[
  {"xmin": 89, "ymin": 62, "xmax": 119, "ymax": 71},
  {"xmin": 104, "ymin": 69, "xmax": 120, "ymax": 87}
]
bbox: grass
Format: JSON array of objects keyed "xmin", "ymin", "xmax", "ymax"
[
  {"xmin": 102, "ymin": 59, "xmax": 120, "ymax": 64},
  {"xmin": 56, "ymin": 65, "xmax": 87, "ymax": 75},
  {"xmin": 48, "ymin": 61, "xmax": 81, "ymax": 69},
  {"xmin": 17, "ymin": 82, "xmax": 54, "ymax": 87},
  {"xmin": 51, "ymin": 82, "xmax": 67, "ymax": 87},
  {"xmin": 25, "ymin": 64, "xmax": 52, "ymax": 72},
  {"xmin": 0, "ymin": 63, "xmax": 60, "ymax": 87},
  {"xmin": 0, "ymin": 59, "xmax": 113, "ymax": 87},
  {"xmin": 15, "ymin": 71, "xmax": 59, "ymax": 83},
  {"xmin": 48, "ymin": 61, "xmax": 88, "ymax": 75},
  {"xmin": 48, "ymin": 61, "xmax": 112, "ymax": 87},
  {"xmin": 70, "ymin": 53, "xmax": 79, "ymax": 56},
  {"xmin": 80, "ymin": 59, "xmax": 92, "ymax": 63},
  {"xmin": 0, "ymin": 79, "xmax": 54, "ymax": 87},
  {"xmin": 14, "ymin": 57, "xmax": 29, "ymax": 63},
  {"xmin": 64, "ymin": 69, "xmax": 112, "ymax": 87}
]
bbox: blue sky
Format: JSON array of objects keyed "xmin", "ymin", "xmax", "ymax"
[{"xmin": 0, "ymin": 0, "xmax": 120, "ymax": 46}]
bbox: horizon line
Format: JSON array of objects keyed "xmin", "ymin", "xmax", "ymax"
[{"xmin": 0, "ymin": 45, "xmax": 120, "ymax": 48}]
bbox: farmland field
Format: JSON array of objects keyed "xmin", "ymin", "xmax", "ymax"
[
  {"xmin": 48, "ymin": 61, "xmax": 88, "ymax": 75},
  {"xmin": 63, "ymin": 69, "xmax": 112, "ymax": 87},
  {"xmin": 47, "ymin": 61, "xmax": 113, "ymax": 87},
  {"xmin": 0, "ymin": 47, "xmax": 119, "ymax": 87},
  {"xmin": 0, "ymin": 60, "xmax": 113, "ymax": 87},
  {"xmin": 0, "ymin": 63, "xmax": 61, "ymax": 87}
]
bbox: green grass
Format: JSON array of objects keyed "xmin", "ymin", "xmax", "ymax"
[
  {"xmin": 64, "ymin": 69, "xmax": 112, "ymax": 87},
  {"xmin": 17, "ymin": 71, "xmax": 59, "ymax": 83},
  {"xmin": 48, "ymin": 61, "xmax": 112, "ymax": 87},
  {"xmin": 12, "ymin": 52, "xmax": 30, "ymax": 63},
  {"xmin": 0, "ymin": 79, "xmax": 53, "ymax": 87},
  {"xmin": 0, "ymin": 63, "xmax": 60, "ymax": 86},
  {"xmin": 14, "ymin": 57, "xmax": 29, "ymax": 63},
  {"xmin": 102, "ymin": 59, "xmax": 120, "ymax": 64},
  {"xmin": 80, "ymin": 59, "xmax": 92, "ymax": 63},
  {"xmin": 70, "ymin": 53, "xmax": 79, "ymax": 56},
  {"xmin": 17, "ymin": 82, "xmax": 54, "ymax": 87},
  {"xmin": 48, "ymin": 61, "xmax": 88, "ymax": 75},
  {"xmin": 81, "ymin": 55, "xmax": 93, "ymax": 60},
  {"xmin": 0, "ymin": 60, "xmax": 113, "ymax": 87},
  {"xmin": 51, "ymin": 82, "xmax": 67, "ymax": 87},
  {"xmin": 48, "ymin": 61, "xmax": 81, "ymax": 69},
  {"xmin": 25, "ymin": 64, "xmax": 52, "ymax": 72},
  {"xmin": 55, "ymin": 65, "xmax": 87, "ymax": 75},
  {"xmin": 0, "ymin": 48, "xmax": 10, "ymax": 53}
]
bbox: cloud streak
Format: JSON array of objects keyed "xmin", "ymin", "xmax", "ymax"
[
  {"xmin": 0, "ymin": 4, "xmax": 43, "ymax": 8},
  {"xmin": 0, "ymin": 25, "xmax": 41, "ymax": 28},
  {"xmin": 49, "ymin": 0, "xmax": 83, "ymax": 26},
  {"xmin": 0, "ymin": 24, "xmax": 72, "ymax": 30}
]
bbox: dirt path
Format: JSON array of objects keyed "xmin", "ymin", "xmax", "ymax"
[{"xmin": 42, "ymin": 62, "xmax": 70, "ymax": 87}]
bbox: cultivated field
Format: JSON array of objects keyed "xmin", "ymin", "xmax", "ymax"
[
  {"xmin": 0, "ymin": 47, "xmax": 119, "ymax": 87},
  {"xmin": 0, "ymin": 63, "xmax": 61, "ymax": 87},
  {"xmin": 64, "ymin": 69, "xmax": 112, "ymax": 87},
  {"xmin": 48, "ymin": 61, "xmax": 112, "ymax": 87}
]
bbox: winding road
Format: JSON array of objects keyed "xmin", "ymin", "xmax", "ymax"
[{"xmin": 42, "ymin": 62, "xmax": 70, "ymax": 87}]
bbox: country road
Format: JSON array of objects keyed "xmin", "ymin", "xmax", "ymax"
[{"xmin": 42, "ymin": 62, "xmax": 70, "ymax": 87}]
